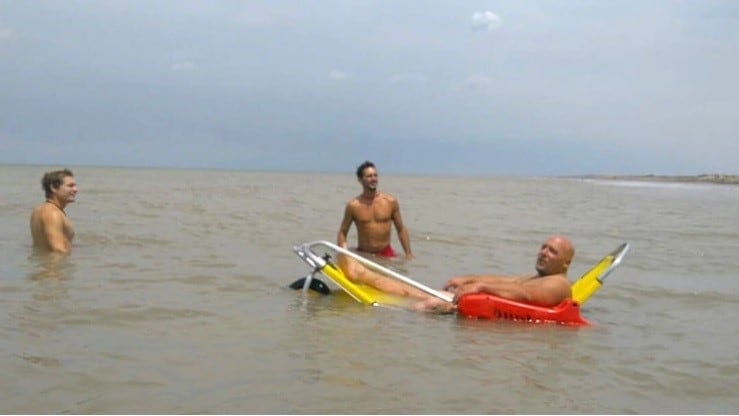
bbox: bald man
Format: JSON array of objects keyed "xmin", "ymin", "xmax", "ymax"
[
  {"xmin": 339, "ymin": 235, "xmax": 575, "ymax": 313},
  {"xmin": 441, "ymin": 235, "xmax": 574, "ymax": 305}
]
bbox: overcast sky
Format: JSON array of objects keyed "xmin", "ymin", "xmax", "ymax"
[{"xmin": 1, "ymin": 1, "xmax": 737, "ymax": 175}]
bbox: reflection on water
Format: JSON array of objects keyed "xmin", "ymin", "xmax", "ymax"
[{"xmin": 27, "ymin": 250, "xmax": 75, "ymax": 282}]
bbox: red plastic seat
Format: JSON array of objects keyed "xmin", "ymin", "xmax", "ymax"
[{"xmin": 457, "ymin": 293, "xmax": 589, "ymax": 325}]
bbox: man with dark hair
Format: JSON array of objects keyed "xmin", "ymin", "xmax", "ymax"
[
  {"xmin": 30, "ymin": 169, "xmax": 77, "ymax": 254},
  {"xmin": 337, "ymin": 160, "xmax": 413, "ymax": 259}
]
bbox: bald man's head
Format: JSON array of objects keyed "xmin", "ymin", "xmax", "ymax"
[{"xmin": 535, "ymin": 235, "xmax": 575, "ymax": 276}]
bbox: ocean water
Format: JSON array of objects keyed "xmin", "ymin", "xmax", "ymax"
[{"xmin": 0, "ymin": 165, "xmax": 737, "ymax": 414}]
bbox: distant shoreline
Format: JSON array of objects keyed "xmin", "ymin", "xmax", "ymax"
[{"xmin": 566, "ymin": 174, "xmax": 739, "ymax": 185}]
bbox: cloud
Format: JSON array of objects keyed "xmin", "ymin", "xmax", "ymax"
[
  {"xmin": 463, "ymin": 74, "xmax": 493, "ymax": 89},
  {"xmin": 389, "ymin": 72, "xmax": 427, "ymax": 84},
  {"xmin": 171, "ymin": 61, "xmax": 195, "ymax": 71},
  {"xmin": 329, "ymin": 69, "xmax": 348, "ymax": 81},
  {"xmin": 470, "ymin": 11, "xmax": 501, "ymax": 32},
  {"xmin": 232, "ymin": 4, "xmax": 298, "ymax": 27},
  {"xmin": 0, "ymin": 26, "xmax": 14, "ymax": 42},
  {"xmin": 233, "ymin": 10, "xmax": 274, "ymax": 27}
]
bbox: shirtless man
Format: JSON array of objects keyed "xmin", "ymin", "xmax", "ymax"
[
  {"xmin": 417, "ymin": 235, "xmax": 575, "ymax": 311},
  {"xmin": 30, "ymin": 169, "xmax": 78, "ymax": 254},
  {"xmin": 337, "ymin": 161, "xmax": 413, "ymax": 259},
  {"xmin": 340, "ymin": 235, "xmax": 575, "ymax": 313}
]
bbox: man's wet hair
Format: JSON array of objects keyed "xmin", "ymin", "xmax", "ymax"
[
  {"xmin": 356, "ymin": 161, "xmax": 376, "ymax": 179},
  {"xmin": 41, "ymin": 169, "xmax": 74, "ymax": 198}
]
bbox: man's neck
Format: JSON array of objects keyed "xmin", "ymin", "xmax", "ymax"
[
  {"xmin": 46, "ymin": 198, "xmax": 66, "ymax": 213},
  {"xmin": 535, "ymin": 271, "xmax": 566, "ymax": 279},
  {"xmin": 360, "ymin": 190, "xmax": 377, "ymax": 199}
]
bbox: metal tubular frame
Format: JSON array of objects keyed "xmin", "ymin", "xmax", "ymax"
[{"xmin": 293, "ymin": 240, "xmax": 453, "ymax": 303}]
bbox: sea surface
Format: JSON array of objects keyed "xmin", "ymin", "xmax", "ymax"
[{"xmin": 1, "ymin": 165, "xmax": 737, "ymax": 414}]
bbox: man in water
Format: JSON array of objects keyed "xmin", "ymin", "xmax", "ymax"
[
  {"xmin": 30, "ymin": 169, "xmax": 78, "ymax": 254},
  {"xmin": 337, "ymin": 161, "xmax": 413, "ymax": 259},
  {"xmin": 340, "ymin": 235, "xmax": 575, "ymax": 312}
]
